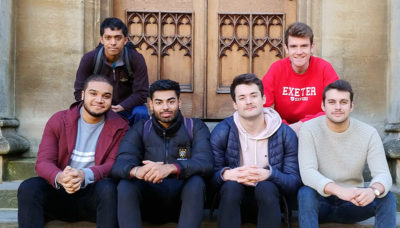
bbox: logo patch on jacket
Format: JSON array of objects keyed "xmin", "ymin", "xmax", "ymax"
[{"xmin": 178, "ymin": 148, "xmax": 187, "ymax": 160}]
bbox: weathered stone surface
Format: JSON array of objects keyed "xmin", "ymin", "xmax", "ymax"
[
  {"xmin": 3, "ymin": 158, "xmax": 36, "ymax": 181},
  {"xmin": 385, "ymin": 139, "xmax": 400, "ymax": 159}
]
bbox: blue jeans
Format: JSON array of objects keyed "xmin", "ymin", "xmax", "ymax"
[
  {"xmin": 297, "ymin": 186, "xmax": 396, "ymax": 228},
  {"xmin": 117, "ymin": 175, "xmax": 205, "ymax": 228},
  {"xmin": 218, "ymin": 181, "xmax": 281, "ymax": 228},
  {"xmin": 119, "ymin": 104, "xmax": 149, "ymax": 126},
  {"xmin": 18, "ymin": 177, "xmax": 118, "ymax": 228}
]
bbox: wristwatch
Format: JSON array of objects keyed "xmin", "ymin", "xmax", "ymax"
[{"xmin": 370, "ymin": 186, "xmax": 380, "ymax": 197}]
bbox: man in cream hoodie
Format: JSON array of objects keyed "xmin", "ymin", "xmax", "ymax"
[{"xmin": 211, "ymin": 73, "xmax": 301, "ymax": 228}]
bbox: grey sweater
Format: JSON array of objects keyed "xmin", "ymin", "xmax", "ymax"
[{"xmin": 298, "ymin": 116, "xmax": 392, "ymax": 197}]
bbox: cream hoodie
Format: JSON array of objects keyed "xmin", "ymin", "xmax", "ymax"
[{"xmin": 233, "ymin": 107, "xmax": 282, "ymax": 168}]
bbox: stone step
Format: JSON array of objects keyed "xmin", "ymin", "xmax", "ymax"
[
  {"xmin": 3, "ymin": 158, "xmax": 36, "ymax": 181},
  {"xmin": 1, "ymin": 208, "xmax": 400, "ymax": 228}
]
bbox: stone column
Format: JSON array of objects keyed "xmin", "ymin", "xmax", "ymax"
[
  {"xmin": 0, "ymin": 0, "xmax": 29, "ymax": 182},
  {"xmin": 384, "ymin": 0, "xmax": 400, "ymax": 185}
]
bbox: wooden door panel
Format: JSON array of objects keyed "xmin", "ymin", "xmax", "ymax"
[
  {"xmin": 114, "ymin": 0, "xmax": 206, "ymax": 118},
  {"xmin": 114, "ymin": 0, "xmax": 296, "ymax": 119},
  {"xmin": 206, "ymin": 0, "xmax": 297, "ymax": 119}
]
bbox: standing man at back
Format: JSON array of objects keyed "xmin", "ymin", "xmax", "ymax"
[
  {"xmin": 262, "ymin": 22, "xmax": 339, "ymax": 134},
  {"xmin": 298, "ymin": 80, "xmax": 396, "ymax": 227},
  {"xmin": 74, "ymin": 17, "xmax": 149, "ymax": 125}
]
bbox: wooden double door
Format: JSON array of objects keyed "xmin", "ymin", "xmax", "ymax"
[{"xmin": 114, "ymin": 0, "xmax": 297, "ymax": 119}]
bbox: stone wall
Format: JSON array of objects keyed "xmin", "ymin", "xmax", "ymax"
[
  {"xmin": 3, "ymin": 0, "xmax": 395, "ymax": 156},
  {"xmin": 15, "ymin": 0, "xmax": 85, "ymax": 156}
]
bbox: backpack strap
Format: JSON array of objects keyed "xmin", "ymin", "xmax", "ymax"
[
  {"xmin": 123, "ymin": 46, "xmax": 134, "ymax": 80},
  {"xmin": 142, "ymin": 119, "xmax": 153, "ymax": 143},
  {"xmin": 183, "ymin": 118, "xmax": 194, "ymax": 142},
  {"xmin": 93, "ymin": 46, "xmax": 104, "ymax": 75},
  {"xmin": 142, "ymin": 118, "xmax": 193, "ymax": 143}
]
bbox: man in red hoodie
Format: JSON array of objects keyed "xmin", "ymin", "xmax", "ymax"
[
  {"xmin": 262, "ymin": 22, "xmax": 339, "ymax": 134},
  {"xmin": 18, "ymin": 75, "xmax": 129, "ymax": 228}
]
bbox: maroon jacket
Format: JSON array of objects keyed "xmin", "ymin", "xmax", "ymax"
[{"xmin": 35, "ymin": 102, "xmax": 129, "ymax": 188}]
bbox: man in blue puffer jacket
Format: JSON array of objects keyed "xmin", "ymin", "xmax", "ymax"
[{"xmin": 211, "ymin": 73, "xmax": 301, "ymax": 228}]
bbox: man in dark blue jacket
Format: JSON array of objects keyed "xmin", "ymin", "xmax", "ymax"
[
  {"xmin": 111, "ymin": 79, "xmax": 213, "ymax": 228},
  {"xmin": 211, "ymin": 73, "xmax": 301, "ymax": 228}
]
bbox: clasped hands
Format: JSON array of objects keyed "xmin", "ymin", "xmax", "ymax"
[
  {"xmin": 335, "ymin": 187, "xmax": 376, "ymax": 207},
  {"xmin": 222, "ymin": 165, "xmax": 270, "ymax": 186},
  {"xmin": 56, "ymin": 166, "xmax": 85, "ymax": 194},
  {"xmin": 130, "ymin": 160, "xmax": 177, "ymax": 184}
]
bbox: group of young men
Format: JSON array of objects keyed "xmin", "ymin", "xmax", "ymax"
[{"xmin": 17, "ymin": 17, "xmax": 396, "ymax": 228}]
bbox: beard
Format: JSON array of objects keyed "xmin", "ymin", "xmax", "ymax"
[
  {"xmin": 83, "ymin": 102, "xmax": 109, "ymax": 118},
  {"xmin": 154, "ymin": 110, "xmax": 179, "ymax": 125}
]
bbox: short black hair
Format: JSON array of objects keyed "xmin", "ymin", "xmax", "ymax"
[
  {"xmin": 285, "ymin": 22, "xmax": 314, "ymax": 45},
  {"xmin": 149, "ymin": 79, "xmax": 180, "ymax": 99},
  {"xmin": 322, "ymin": 79, "xmax": 354, "ymax": 104},
  {"xmin": 100, "ymin": 17, "xmax": 128, "ymax": 37},
  {"xmin": 230, "ymin": 73, "xmax": 264, "ymax": 102},
  {"xmin": 83, "ymin": 74, "xmax": 113, "ymax": 91}
]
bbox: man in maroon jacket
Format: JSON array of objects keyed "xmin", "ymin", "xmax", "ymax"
[
  {"xmin": 18, "ymin": 75, "xmax": 129, "ymax": 228},
  {"xmin": 74, "ymin": 17, "xmax": 149, "ymax": 125}
]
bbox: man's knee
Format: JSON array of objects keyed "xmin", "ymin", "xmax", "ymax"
[
  {"xmin": 18, "ymin": 177, "xmax": 48, "ymax": 202},
  {"xmin": 181, "ymin": 176, "xmax": 205, "ymax": 200},
  {"xmin": 94, "ymin": 178, "xmax": 117, "ymax": 201},
  {"xmin": 254, "ymin": 181, "xmax": 279, "ymax": 204},
  {"xmin": 117, "ymin": 179, "xmax": 141, "ymax": 200},
  {"xmin": 298, "ymin": 186, "xmax": 319, "ymax": 208},
  {"xmin": 220, "ymin": 181, "xmax": 244, "ymax": 202},
  {"xmin": 377, "ymin": 191, "xmax": 397, "ymax": 210}
]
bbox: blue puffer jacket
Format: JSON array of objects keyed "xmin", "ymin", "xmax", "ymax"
[{"xmin": 210, "ymin": 116, "xmax": 301, "ymax": 195}]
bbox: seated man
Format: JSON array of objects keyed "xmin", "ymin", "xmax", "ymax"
[
  {"xmin": 211, "ymin": 73, "xmax": 301, "ymax": 228},
  {"xmin": 18, "ymin": 75, "xmax": 129, "ymax": 228},
  {"xmin": 74, "ymin": 17, "xmax": 149, "ymax": 125},
  {"xmin": 298, "ymin": 80, "xmax": 396, "ymax": 227},
  {"xmin": 111, "ymin": 79, "xmax": 213, "ymax": 228},
  {"xmin": 262, "ymin": 22, "xmax": 339, "ymax": 134}
]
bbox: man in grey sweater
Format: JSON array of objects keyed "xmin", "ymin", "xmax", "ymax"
[{"xmin": 298, "ymin": 80, "xmax": 396, "ymax": 228}]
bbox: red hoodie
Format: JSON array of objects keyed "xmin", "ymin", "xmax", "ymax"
[{"xmin": 262, "ymin": 56, "xmax": 339, "ymax": 124}]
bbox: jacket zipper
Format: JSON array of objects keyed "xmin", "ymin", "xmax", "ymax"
[
  {"xmin": 163, "ymin": 131, "xmax": 169, "ymax": 164},
  {"xmin": 113, "ymin": 68, "xmax": 116, "ymax": 81}
]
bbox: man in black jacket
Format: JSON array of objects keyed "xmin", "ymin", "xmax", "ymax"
[{"xmin": 111, "ymin": 79, "xmax": 213, "ymax": 228}]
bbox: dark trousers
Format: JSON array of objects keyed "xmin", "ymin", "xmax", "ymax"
[
  {"xmin": 218, "ymin": 180, "xmax": 281, "ymax": 228},
  {"xmin": 117, "ymin": 175, "xmax": 205, "ymax": 228},
  {"xmin": 18, "ymin": 176, "xmax": 118, "ymax": 228}
]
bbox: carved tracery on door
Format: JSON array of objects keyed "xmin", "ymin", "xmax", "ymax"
[
  {"xmin": 217, "ymin": 13, "xmax": 284, "ymax": 93},
  {"xmin": 126, "ymin": 11, "xmax": 194, "ymax": 92}
]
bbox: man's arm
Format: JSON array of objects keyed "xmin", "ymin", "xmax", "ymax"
[
  {"xmin": 266, "ymin": 124, "xmax": 302, "ymax": 194},
  {"xmin": 118, "ymin": 51, "xmax": 149, "ymax": 111},
  {"xmin": 74, "ymin": 51, "xmax": 96, "ymax": 101},
  {"xmin": 35, "ymin": 113, "xmax": 65, "ymax": 188},
  {"xmin": 173, "ymin": 120, "xmax": 214, "ymax": 179},
  {"xmin": 367, "ymin": 130, "xmax": 392, "ymax": 197},
  {"xmin": 298, "ymin": 125, "xmax": 334, "ymax": 197},
  {"xmin": 210, "ymin": 121, "xmax": 231, "ymax": 187},
  {"xmin": 111, "ymin": 123, "xmax": 145, "ymax": 179}
]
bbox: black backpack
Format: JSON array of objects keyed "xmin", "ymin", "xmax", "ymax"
[{"xmin": 93, "ymin": 41, "xmax": 135, "ymax": 79}]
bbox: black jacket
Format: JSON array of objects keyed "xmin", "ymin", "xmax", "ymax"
[{"xmin": 111, "ymin": 112, "xmax": 213, "ymax": 179}]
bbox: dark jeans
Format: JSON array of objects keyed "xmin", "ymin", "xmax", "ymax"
[
  {"xmin": 298, "ymin": 186, "xmax": 397, "ymax": 228},
  {"xmin": 117, "ymin": 175, "xmax": 205, "ymax": 228},
  {"xmin": 119, "ymin": 104, "xmax": 149, "ymax": 126},
  {"xmin": 218, "ymin": 180, "xmax": 281, "ymax": 228},
  {"xmin": 18, "ymin": 177, "xmax": 118, "ymax": 228}
]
